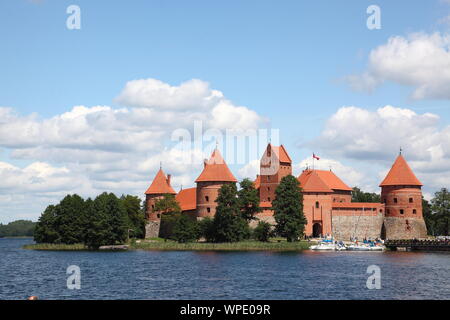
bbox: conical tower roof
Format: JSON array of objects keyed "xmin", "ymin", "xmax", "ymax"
[
  {"xmin": 195, "ymin": 149, "xmax": 237, "ymax": 182},
  {"xmin": 379, "ymin": 154, "xmax": 422, "ymax": 187},
  {"xmin": 145, "ymin": 168, "xmax": 176, "ymax": 195}
]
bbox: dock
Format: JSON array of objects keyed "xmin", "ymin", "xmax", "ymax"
[{"xmin": 385, "ymin": 239, "xmax": 450, "ymax": 252}]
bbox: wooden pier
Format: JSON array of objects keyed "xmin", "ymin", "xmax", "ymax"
[{"xmin": 385, "ymin": 239, "xmax": 450, "ymax": 252}]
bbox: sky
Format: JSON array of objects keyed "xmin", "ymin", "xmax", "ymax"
[{"xmin": 1, "ymin": 0, "xmax": 450, "ymax": 223}]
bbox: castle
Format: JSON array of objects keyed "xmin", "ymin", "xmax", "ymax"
[{"xmin": 144, "ymin": 144, "xmax": 428, "ymax": 240}]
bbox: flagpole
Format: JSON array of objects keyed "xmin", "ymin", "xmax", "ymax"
[{"xmin": 312, "ymin": 153, "xmax": 314, "ymax": 171}]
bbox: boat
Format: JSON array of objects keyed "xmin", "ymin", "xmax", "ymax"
[
  {"xmin": 310, "ymin": 239, "xmax": 347, "ymax": 251},
  {"xmin": 347, "ymin": 242, "xmax": 385, "ymax": 251}
]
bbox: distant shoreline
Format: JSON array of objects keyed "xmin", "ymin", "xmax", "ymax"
[{"xmin": 22, "ymin": 240, "xmax": 313, "ymax": 252}]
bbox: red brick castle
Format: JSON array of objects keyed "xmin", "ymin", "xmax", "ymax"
[{"xmin": 144, "ymin": 144, "xmax": 427, "ymax": 240}]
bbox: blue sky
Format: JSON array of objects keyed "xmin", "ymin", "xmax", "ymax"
[{"xmin": 1, "ymin": 0, "xmax": 450, "ymax": 222}]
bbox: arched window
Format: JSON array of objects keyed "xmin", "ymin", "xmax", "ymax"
[
  {"xmin": 207, "ymin": 207, "xmax": 211, "ymax": 213},
  {"xmin": 315, "ymin": 201, "xmax": 319, "ymax": 209},
  {"xmin": 394, "ymin": 198, "xmax": 398, "ymax": 203},
  {"xmin": 413, "ymin": 209, "xmax": 417, "ymax": 214},
  {"xmin": 400, "ymin": 209, "xmax": 404, "ymax": 215},
  {"xmin": 409, "ymin": 198, "xmax": 413, "ymax": 203},
  {"xmin": 205, "ymin": 196, "xmax": 209, "ymax": 202}
]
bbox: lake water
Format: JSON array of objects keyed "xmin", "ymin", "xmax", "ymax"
[{"xmin": 0, "ymin": 238, "xmax": 449, "ymax": 300}]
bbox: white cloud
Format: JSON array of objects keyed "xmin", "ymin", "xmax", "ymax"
[
  {"xmin": 0, "ymin": 78, "xmax": 266, "ymax": 222},
  {"xmin": 345, "ymin": 32, "xmax": 450, "ymax": 100},
  {"xmin": 238, "ymin": 159, "xmax": 260, "ymax": 180},
  {"xmin": 315, "ymin": 105, "xmax": 450, "ymax": 193}
]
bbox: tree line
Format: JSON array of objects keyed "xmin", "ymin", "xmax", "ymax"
[
  {"xmin": 0, "ymin": 220, "xmax": 36, "ymax": 237},
  {"xmin": 34, "ymin": 193, "xmax": 145, "ymax": 249}
]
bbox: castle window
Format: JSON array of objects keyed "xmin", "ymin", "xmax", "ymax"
[
  {"xmin": 380, "ymin": 209, "xmax": 383, "ymax": 213},
  {"xmin": 409, "ymin": 198, "xmax": 413, "ymax": 203},
  {"xmin": 400, "ymin": 209, "xmax": 404, "ymax": 215},
  {"xmin": 315, "ymin": 201, "xmax": 319, "ymax": 209},
  {"xmin": 152, "ymin": 205, "xmax": 155, "ymax": 209},
  {"xmin": 268, "ymin": 187, "xmax": 270, "ymax": 191},
  {"xmin": 207, "ymin": 207, "xmax": 211, "ymax": 213},
  {"xmin": 157, "ymin": 214, "xmax": 161, "ymax": 218},
  {"xmin": 386, "ymin": 209, "xmax": 390, "ymax": 214},
  {"xmin": 205, "ymin": 196, "xmax": 209, "ymax": 202},
  {"xmin": 268, "ymin": 197, "xmax": 271, "ymax": 201},
  {"xmin": 394, "ymin": 198, "xmax": 398, "ymax": 203},
  {"xmin": 413, "ymin": 209, "xmax": 417, "ymax": 214}
]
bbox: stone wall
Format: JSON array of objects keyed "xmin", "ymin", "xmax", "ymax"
[
  {"xmin": 383, "ymin": 217, "xmax": 427, "ymax": 240},
  {"xmin": 332, "ymin": 213, "xmax": 384, "ymax": 240},
  {"xmin": 145, "ymin": 220, "xmax": 160, "ymax": 239}
]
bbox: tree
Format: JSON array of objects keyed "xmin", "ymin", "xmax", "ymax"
[
  {"xmin": 238, "ymin": 178, "xmax": 262, "ymax": 222},
  {"xmin": 54, "ymin": 194, "xmax": 86, "ymax": 244},
  {"xmin": 273, "ymin": 175, "xmax": 307, "ymax": 242},
  {"xmin": 172, "ymin": 215, "xmax": 200, "ymax": 243},
  {"xmin": 212, "ymin": 183, "xmax": 250, "ymax": 242},
  {"xmin": 430, "ymin": 188, "xmax": 450, "ymax": 236},
  {"xmin": 34, "ymin": 205, "xmax": 60, "ymax": 243},
  {"xmin": 422, "ymin": 197, "xmax": 435, "ymax": 236},
  {"xmin": 198, "ymin": 217, "xmax": 215, "ymax": 242},
  {"xmin": 351, "ymin": 187, "xmax": 380, "ymax": 203},
  {"xmin": 0, "ymin": 220, "xmax": 36, "ymax": 237},
  {"xmin": 253, "ymin": 221, "xmax": 272, "ymax": 242},
  {"xmin": 154, "ymin": 194, "xmax": 181, "ymax": 215},
  {"xmin": 121, "ymin": 195, "xmax": 145, "ymax": 239}
]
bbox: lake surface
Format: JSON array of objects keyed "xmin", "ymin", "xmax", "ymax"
[{"xmin": 0, "ymin": 238, "xmax": 449, "ymax": 300}]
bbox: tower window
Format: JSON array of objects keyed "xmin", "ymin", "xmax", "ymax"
[
  {"xmin": 205, "ymin": 196, "xmax": 209, "ymax": 202},
  {"xmin": 151, "ymin": 205, "xmax": 155, "ymax": 209},
  {"xmin": 400, "ymin": 209, "xmax": 404, "ymax": 215},
  {"xmin": 268, "ymin": 187, "xmax": 270, "ymax": 191},
  {"xmin": 394, "ymin": 198, "xmax": 398, "ymax": 203},
  {"xmin": 157, "ymin": 214, "xmax": 161, "ymax": 219},
  {"xmin": 386, "ymin": 209, "xmax": 390, "ymax": 214},
  {"xmin": 409, "ymin": 198, "xmax": 413, "ymax": 203},
  {"xmin": 268, "ymin": 197, "xmax": 271, "ymax": 202},
  {"xmin": 315, "ymin": 201, "xmax": 319, "ymax": 209},
  {"xmin": 413, "ymin": 209, "xmax": 417, "ymax": 214},
  {"xmin": 207, "ymin": 207, "xmax": 211, "ymax": 213}
]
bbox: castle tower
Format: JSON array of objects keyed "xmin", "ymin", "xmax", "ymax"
[
  {"xmin": 144, "ymin": 168, "xmax": 176, "ymax": 238},
  {"xmin": 380, "ymin": 154, "xmax": 427, "ymax": 239},
  {"xmin": 259, "ymin": 144, "xmax": 292, "ymax": 203},
  {"xmin": 195, "ymin": 148, "xmax": 237, "ymax": 218}
]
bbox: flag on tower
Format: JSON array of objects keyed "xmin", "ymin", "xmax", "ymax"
[{"xmin": 313, "ymin": 153, "xmax": 320, "ymax": 160}]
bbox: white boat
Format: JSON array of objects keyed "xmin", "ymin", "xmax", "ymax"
[
  {"xmin": 347, "ymin": 243, "xmax": 385, "ymax": 251},
  {"xmin": 310, "ymin": 239, "xmax": 347, "ymax": 251},
  {"xmin": 310, "ymin": 242, "xmax": 337, "ymax": 250}
]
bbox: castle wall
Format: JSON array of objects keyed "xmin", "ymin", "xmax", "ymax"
[
  {"xmin": 196, "ymin": 181, "xmax": 234, "ymax": 218},
  {"xmin": 383, "ymin": 217, "xmax": 427, "ymax": 240},
  {"xmin": 303, "ymin": 193, "xmax": 333, "ymax": 236},
  {"xmin": 332, "ymin": 211, "xmax": 384, "ymax": 240},
  {"xmin": 145, "ymin": 220, "xmax": 160, "ymax": 239}
]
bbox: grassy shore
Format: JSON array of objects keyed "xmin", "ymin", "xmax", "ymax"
[{"xmin": 23, "ymin": 239, "xmax": 313, "ymax": 251}]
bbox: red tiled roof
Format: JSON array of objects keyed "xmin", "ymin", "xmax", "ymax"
[
  {"xmin": 260, "ymin": 201, "xmax": 272, "ymax": 208},
  {"xmin": 379, "ymin": 155, "xmax": 422, "ymax": 187},
  {"xmin": 145, "ymin": 168, "xmax": 176, "ymax": 195},
  {"xmin": 254, "ymin": 175, "xmax": 261, "ymax": 190},
  {"xmin": 195, "ymin": 149, "xmax": 237, "ymax": 182},
  {"xmin": 332, "ymin": 202, "xmax": 382, "ymax": 209},
  {"xmin": 297, "ymin": 169, "xmax": 351, "ymax": 193},
  {"xmin": 176, "ymin": 187, "xmax": 197, "ymax": 211},
  {"xmin": 272, "ymin": 144, "xmax": 292, "ymax": 164},
  {"xmin": 298, "ymin": 170, "xmax": 333, "ymax": 192}
]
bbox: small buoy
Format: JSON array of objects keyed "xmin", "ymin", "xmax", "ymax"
[{"xmin": 27, "ymin": 296, "xmax": 38, "ymax": 300}]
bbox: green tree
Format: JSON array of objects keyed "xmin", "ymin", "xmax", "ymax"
[
  {"xmin": 422, "ymin": 197, "xmax": 435, "ymax": 236},
  {"xmin": 121, "ymin": 195, "xmax": 145, "ymax": 239},
  {"xmin": 172, "ymin": 215, "xmax": 200, "ymax": 243},
  {"xmin": 273, "ymin": 175, "xmax": 307, "ymax": 242},
  {"xmin": 154, "ymin": 194, "xmax": 181, "ymax": 214},
  {"xmin": 0, "ymin": 220, "xmax": 36, "ymax": 237},
  {"xmin": 238, "ymin": 178, "xmax": 262, "ymax": 222},
  {"xmin": 54, "ymin": 194, "xmax": 86, "ymax": 244},
  {"xmin": 34, "ymin": 205, "xmax": 59, "ymax": 243},
  {"xmin": 198, "ymin": 217, "xmax": 215, "ymax": 242},
  {"xmin": 253, "ymin": 221, "xmax": 272, "ymax": 242},
  {"xmin": 212, "ymin": 183, "xmax": 250, "ymax": 242},
  {"xmin": 351, "ymin": 187, "xmax": 381, "ymax": 203},
  {"xmin": 430, "ymin": 188, "xmax": 450, "ymax": 236}
]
